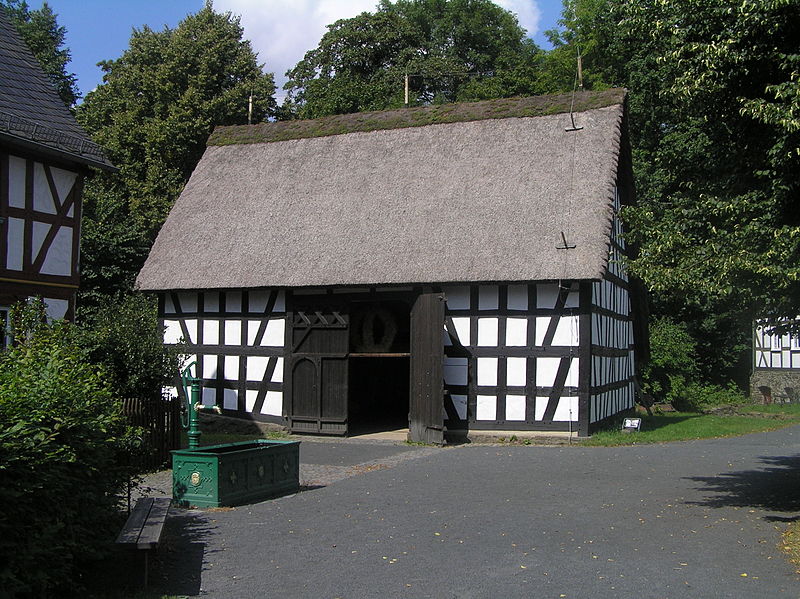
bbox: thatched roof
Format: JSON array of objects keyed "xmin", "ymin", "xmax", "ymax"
[{"xmin": 137, "ymin": 90, "xmax": 628, "ymax": 292}]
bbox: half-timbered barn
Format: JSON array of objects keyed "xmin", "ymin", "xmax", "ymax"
[
  {"xmin": 0, "ymin": 9, "xmax": 114, "ymax": 342},
  {"xmin": 137, "ymin": 89, "xmax": 644, "ymax": 441},
  {"xmin": 752, "ymin": 320, "xmax": 800, "ymax": 403}
]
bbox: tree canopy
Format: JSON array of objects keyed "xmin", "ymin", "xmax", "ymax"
[
  {"xmin": 75, "ymin": 5, "xmax": 276, "ymax": 311},
  {"xmin": 1, "ymin": 0, "xmax": 78, "ymax": 106},
  {"xmin": 283, "ymin": 0, "xmax": 544, "ymax": 119},
  {"xmin": 545, "ymin": 0, "xmax": 800, "ymax": 384}
]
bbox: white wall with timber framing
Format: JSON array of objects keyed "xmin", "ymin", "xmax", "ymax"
[
  {"xmin": 160, "ymin": 289, "xmax": 287, "ymax": 422},
  {"xmin": 589, "ymin": 187, "xmax": 635, "ymax": 425},
  {"xmin": 754, "ymin": 321, "xmax": 800, "ymax": 370},
  {"xmin": 442, "ymin": 281, "xmax": 585, "ymax": 433},
  {"xmin": 0, "ymin": 151, "xmax": 82, "ymax": 320}
]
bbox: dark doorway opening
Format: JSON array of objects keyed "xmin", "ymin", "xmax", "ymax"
[{"xmin": 348, "ymin": 300, "xmax": 411, "ymax": 435}]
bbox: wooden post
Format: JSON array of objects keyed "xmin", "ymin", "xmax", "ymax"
[{"xmin": 404, "ymin": 74, "xmax": 409, "ymax": 107}]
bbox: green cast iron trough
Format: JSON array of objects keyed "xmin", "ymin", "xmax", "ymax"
[{"xmin": 172, "ymin": 439, "xmax": 300, "ymax": 508}]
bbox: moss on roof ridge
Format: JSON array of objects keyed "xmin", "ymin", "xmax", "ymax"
[{"xmin": 208, "ymin": 88, "xmax": 626, "ymax": 146}]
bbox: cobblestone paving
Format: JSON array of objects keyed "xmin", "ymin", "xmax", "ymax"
[{"xmin": 135, "ymin": 442, "xmax": 441, "ymax": 498}]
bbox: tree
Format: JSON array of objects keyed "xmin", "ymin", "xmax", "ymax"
[
  {"xmin": 283, "ymin": 0, "xmax": 544, "ymax": 119},
  {"xmin": 75, "ymin": 4, "xmax": 276, "ymax": 310},
  {"xmin": 543, "ymin": 0, "xmax": 800, "ymax": 387},
  {"xmin": 1, "ymin": 0, "xmax": 79, "ymax": 106},
  {"xmin": 616, "ymin": 0, "xmax": 800, "ymax": 328}
]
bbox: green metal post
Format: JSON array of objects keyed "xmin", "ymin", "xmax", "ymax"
[{"xmin": 188, "ymin": 378, "xmax": 202, "ymax": 450}]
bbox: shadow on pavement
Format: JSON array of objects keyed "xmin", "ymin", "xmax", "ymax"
[
  {"xmin": 147, "ymin": 508, "xmax": 216, "ymax": 596},
  {"xmin": 685, "ymin": 454, "xmax": 800, "ymax": 514}
]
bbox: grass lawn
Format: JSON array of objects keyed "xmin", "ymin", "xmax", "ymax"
[{"xmin": 582, "ymin": 403, "xmax": 800, "ymax": 446}]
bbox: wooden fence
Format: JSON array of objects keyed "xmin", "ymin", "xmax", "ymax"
[{"xmin": 122, "ymin": 394, "xmax": 181, "ymax": 470}]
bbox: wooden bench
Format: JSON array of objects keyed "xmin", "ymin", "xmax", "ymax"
[{"xmin": 116, "ymin": 497, "xmax": 171, "ymax": 587}]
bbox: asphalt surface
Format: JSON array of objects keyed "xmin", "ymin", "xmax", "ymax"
[{"xmin": 146, "ymin": 427, "xmax": 800, "ymax": 598}]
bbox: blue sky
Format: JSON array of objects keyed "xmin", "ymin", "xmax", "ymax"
[{"xmin": 44, "ymin": 0, "xmax": 565, "ymax": 100}]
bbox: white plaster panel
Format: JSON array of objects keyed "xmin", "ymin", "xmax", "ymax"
[
  {"xmin": 535, "ymin": 396, "xmax": 578, "ymax": 421},
  {"xmin": 552, "ymin": 315, "xmax": 579, "ymax": 346},
  {"xmin": 203, "ymin": 319, "xmax": 220, "ymax": 345},
  {"xmin": 535, "ymin": 357, "xmax": 578, "ymax": 387},
  {"xmin": 507, "ymin": 285, "xmax": 528, "ymax": 310},
  {"xmin": 247, "ymin": 320, "xmax": 261, "ymax": 345},
  {"xmin": 164, "ymin": 295, "xmax": 176, "ymax": 314},
  {"xmin": 444, "ymin": 357, "xmax": 468, "ymax": 385},
  {"xmin": 506, "ymin": 318, "xmax": 527, "ymax": 346},
  {"xmin": 263, "ymin": 391, "xmax": 282, "ymax": 416},
  {"xmin": 273, "ymin": 357, "xmax": 284, "ymax": 383},
  {"xmin": 451, "ymin": 317, "xmax": 470, "ymax": 346},
  {"xmin": 32, "ymin": 221, "xmax": 49, "ymax": 261},
  {"xmin": 273, "ymin": 291, "xmax": 286, "ymax": 313},
  {"xmin": 41, "ymin": 225, "xmax": 74, "ymax": 276},
  {"xmin": 477, "ymin": 318, "xmax": 498, "ymax": 346},
  {"xmin": 8, "ymin": 155, "xmax": 25, "ymax": 208},
  {"xmin": 163, "ymin": 320, "xmax": 183, "ymax": 344},
  {"xmin": 248, "ymin": 290, "xmax": 269, "ymax": 312},
  {"xmin": 476, "ymin": 395, "xmax": 496, "ymax": 420},
  {"xmin": 536, "ymin": 283, "xmax": 578, "ymax": 309},
  {"xmin": 44, "ymin": 297, "xmax": 68, "ymax": 320},
  {"xmin": 223, "ymin": 388, "xmax": 238, "ymax": 410},
  {"xmin": 183, "ymin": 319, "xmax": 197, "ymax": 344},
  {"xmin": 478, "ymin": 285, "xmax": 499, "ymax": 310},
  {"xmin": 477, "ymin": 357, "xmax": 498, "ymax": 386},
  {"xmin": 534, "ymin": 316, "xmax": 550, "ymax": 346},
  {"xmin": 33, "ymin": 163, "xmax": 57, "ymax": 214},
  {"xmin": 164, "ymin": 386, "xmax": 178, "ymax": 400},
  {"xmin": 204, "ymin": 292, "xmax": 219, "ymax": 312},
  {"xmin": 246, "ymin": 356, "xmax": 269, "ymax": 381},
  {"xmin": 202, "ymin": 354, "xmax": 218, "ymax": 378},
  {"xmin": 225, "ymin": 291, "xmax": 242, "ymax": 313},
  {"xmin": 506, "ymin": 395, "xmax": 526, "ymax": 421},
  {"xmin": 6, "ymin": 217, "xmax": 24, "ymax": 270},
  {"xmin": 177, "ymin": 292, "xmax": 197, "ymax": 313},
  {"xmin": 224, "ymin": 320, "xmax": 242, "ymax": 345},
  {"xmin": 262, "ymin": 318, "xmax": 286, "ymax": 346},
  {"xmin": 202, "ymin": 387, "xmax": 216, "ymax": 406},
  {"xmin": 245, "ymin": 390, "xmax": 258, "ymax": 412},
  {"xmin": 51, "ymin": 166, "xmax": 76, "ymax": 207},
  {"xmin": 451, "ymin": 394, "xmax": 468, "ymax": 420},
  {"xmin": 445, "ymin": 286, "xmax": 470, "ymax": 310},
  {"xmin": 506, "ymin": 357, "xmax": 527, "ymax": 387},
  {"xmin": 224, "ymin": 356, "xmax": 239, "ymax": 380},
  {"xmin": 534, "ymin": 397, "xmax": 548, "ymax": 421}
]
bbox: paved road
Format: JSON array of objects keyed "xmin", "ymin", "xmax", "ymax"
[{"xmin": 149, "ymin": 427, "xmax": 800, "ymax": 598}]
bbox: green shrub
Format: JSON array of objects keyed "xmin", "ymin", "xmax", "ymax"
[
  {"xmin": 0, "ymin": 300, "xmax": 137, "ymax": 597},
  {"xmin": 78, "ymin": 293, "xmax": 183, "ymax": 403},
  {"xmin": 642, "ymin": 317, "xmax": 698, "ymax": 406},
  {"xmin": 643, "ymin": 317, "xmax": 744, "ymax": 411}
]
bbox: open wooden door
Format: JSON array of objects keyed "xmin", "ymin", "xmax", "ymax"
[
  {"xmin": 286, "ymin": 300, "xmax": 349, "ymax": 435},
  {"xmin": 409, "ymin": 292, "xmax": 445, "ymax": 444}
]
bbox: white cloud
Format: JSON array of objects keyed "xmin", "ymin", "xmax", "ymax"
[
  {"xmin": 495, "ymin": 0, "xmax": 541, "ymax": 37},
  {"xmin": 216, "ymin": 0, "xmax": 379, "ymax": 92},
  {"xmin": 216, "ymin": 0, "xmax": 542, "ymax": 99}
]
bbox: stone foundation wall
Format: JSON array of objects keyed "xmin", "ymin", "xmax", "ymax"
[{"xmin": 750, "ymin": 370, "xmax": 800, "ymax": 403}]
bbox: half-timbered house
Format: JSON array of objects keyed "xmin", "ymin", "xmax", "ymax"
[
  {"xmin": 752, "ymin": 320, "xmax": 800, "ymax": 403},
  {"xmin": 137, "ymin": 89, "xmax": 645, "ymax": 441},
  {"xmin": 0, "ymin": 9, "xmax": 114, "ymax": 340}
]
